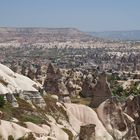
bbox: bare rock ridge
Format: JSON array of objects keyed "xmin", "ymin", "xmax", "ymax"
[{"xmin": 0, "ymin": 27, "xmax": 93, "ymax": 43}]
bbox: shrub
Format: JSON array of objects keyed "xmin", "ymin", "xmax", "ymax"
[
  {"xmin": 0, "ymin": 95, "xmax": 5, "ymax": 108},
  {"xmin": 62, "ymin": 128, "xmax": 74, "ymax": 140},
  {"xmin": 8, "ymin": 135, "xmax": 14, "ymax": 140},
  {"xmin": 18, "ymin": 133, "xmax": 35, "ymax": 140}
]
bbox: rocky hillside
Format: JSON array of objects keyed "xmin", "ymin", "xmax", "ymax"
[
  {"xmin": 0, "ymin": 63, "xmax": 140, "ymax": 140},
  {"xmin": 0, "ymin": 27, "xmax": 93, "ymax": 43}
]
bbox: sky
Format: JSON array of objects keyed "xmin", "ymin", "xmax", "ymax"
[{"xmin": 0, "ymin": 0, "xmax": 140, "ymax": 31}]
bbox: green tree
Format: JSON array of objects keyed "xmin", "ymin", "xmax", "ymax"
[{"xmin": 0, "ymin": 95, "xmax": 5, "ymax": 107}]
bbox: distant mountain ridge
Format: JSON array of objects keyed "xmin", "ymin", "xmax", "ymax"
[
  {"xmin": 0, "ymin": 27, "xmax": 93, "ymax": 43},
  {"xmin": 89, "ymin": 30, "xmax": 140, "ymax": 41}
]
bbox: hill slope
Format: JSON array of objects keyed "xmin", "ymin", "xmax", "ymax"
[
  {"xmin": 0, "ymin": 27, "xmax": 93, "ymax": 43},
  {"xmin": 90, "ymin": 30, "xmax": 140, "ymax": 41}
]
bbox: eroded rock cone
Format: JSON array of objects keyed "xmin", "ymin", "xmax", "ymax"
[
  {"xmin": 35, "ymin": 65, "xmax": 42, "ymax": 79},
  {"xmin": 81, "ymin": 74, "xmax": 95, "ymax": 97},
  {"xmin": 66, "ymin": 79, "xmax": 82, "ymax": 97},
  {"xmin": 46, "ymin": 63, "xmax": 56, "ymax": 75},
  {"xmin": 123, "ymin": 114, "xmax": 139, "ymax": 140},
  {"xmin": 80, "ymin": 124, "xmax": 96, "ymax": 140},
  {"xmin": 56, "ymin": 68, "xmax": 63, "ymax": 79},
  {"xmin": 10, "ymin": 61, "xmax": 18, "ymax": 73},
  {"xmin": 90, "ymin": 72, "xmax": 112, "ymax": 108},
  {"xmin": 124, "ymin": 95, "xmax": 140, "ymax": 138},
  {"xmin": 44, "ymin": 63, "xmax": 56, "ymax": 93},
  {"xmin": 44, "ymin": 64, "xmax": 70, "ymax": 102},
  {"xmin": 21, "ymin": 64, "xmax": 26, "ymax": 76},
  {"xmin": 27, "ymin": 67, "xmax": 35, "ymax": 80},
  {"xmin": 55, "ymin": 69, "xmax": 70, "ymax": 102},
  {"xmin": 56, "ymin": 79, "xmax": 69, "ymax": 96},
  {"xmin": 97, "ymin": 97, "xmax": 139, "ymax": 140}
]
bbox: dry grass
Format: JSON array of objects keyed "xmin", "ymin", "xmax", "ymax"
[{"xmin": 71, "ymin": 97, "xmax": 91, "ymax": 106}]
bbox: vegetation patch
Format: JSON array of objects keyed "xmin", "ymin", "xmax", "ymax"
[
  {"xmin": 44, "ymin": 94, "xmax": 69, "ymax": 123},
  {"xmin": 0, "ymin": 102, "xmax": 13, "ymax": 120},
  {"xmin": 21, "ymin": 114, "xmax": 43, "ymax": 124},
  {"xmin": 16, "ymin": 98, "xmax": 34, "ymax": 112},
  {"xmin": 62, "ymin": 128, "xmax": 74, "ymax": 140},
  {"xmin": 71, "ymin": 96, "xmax": 91, "ymax": 106},
  {"xmin": 8, "ymin": 135, "xmax": 14, "ymax": 140},
  {"xmin": 18, "ymin": 133, "xmax": 35, "ymax": 140},
  {"xmin": 0, "ymin": 79, "xmax": 8, "ymax": 86},
  {"xmin": 0, "ymin": 95, "xmax": 5, "ymax": 108}
]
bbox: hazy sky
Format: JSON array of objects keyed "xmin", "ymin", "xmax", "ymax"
[{"xmin": 0, "ymin": 0, "xmax": 140, "ymax": 31}]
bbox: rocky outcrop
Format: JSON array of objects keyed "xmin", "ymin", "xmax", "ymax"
[
  {"xmin": 97, "ymin": 97, "xmax": 139, "ymax": 140},
  {"xmin": 66, "ymin": 79, "xmax": 82, "ymax": 97},
  {"xmin": 44, "ymin": 63, "xmax": 70, "ymax": 102},
  {"xmin": 81, "ymin": 74, "xmax": 95, "ymax": 97},
  {"xmin": 0, "ymin": 63, "xmax": 45, "ymax": 108},
  {"xmin": 90, "ymin": 72, "xmax": 112, "ymax": 108},
  {"xmin": 79, "ymin": 124, "xmax": 96, "ymax": 140},
  {"xmin": 44, "ymin": 63, "xmax": 56, "ymax": 93},
  {"xmin": 0, "ymin": 120, "xmax": 31, "ymax": 140},
  {"xmin": 65, "ymin": 103, "xmax": 113, "ymax": 140},
  {"xmin": 124, "ymin": 95, "xmax": 140, "ymax": 138},
  {"xmin": 35, "ymin": 65, "xmax": 42, "ymax": 79},
  {"xmin": 0, "ymin": 63, "xmax": 139, "ymax": 140},
  {"xmin": 21, "ymin": 64, "xmax": 26, "ymax": 76},
  {"xmin": 27, "ymin": 66, "xmax": 35, "ymax": 80},
  {"xmin": 66, "ymin": 69, "xmax": 83, "ymax": 97}
]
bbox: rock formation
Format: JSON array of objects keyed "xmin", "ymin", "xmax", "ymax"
[
  {"xmin": 79, "ymin": 124, "xmax": 96, "ymax": 140},
  {"xmin": 66, "ymin": 79, "xmax": 82, "ymax": 97},
  {"xmin": 0, "ymin": 63, "xmax": 45, "ymax": 108},
  {"xmin": 65, "ymin": 103, "xmax": 113, "ymax": 140},
  {"xmin": 10, "ymin": 61, "xmax": 18, "ymax": 73},
  {"xmin": 0, "ymin": 63, "xmax": 139, "ymax": 140},
  {"xmin": 27, "ymin": 66, "xmax": 35, "ymax": 80},
  {"xmin": 21, "ymin": 64, "xmax": 26, "ymax": 76},
  {"xmin": 90, "ymin": 72, "xmax": 112, "ymax": 108},
  {"xmin": 66, "ymin": 69, "xmax": 83, "ymax": 97},
  {"xmin": 97, "ymin": 97, "xmax": 139, "ymax": 140},
  {"xmin": 124, "ymin": 95, "xmax": 140, "ymax": 138},
  {"xmin": 44, "ymin": 63, "xmax": 70, "ymax": 102},
  {"xmin": 44, "ymin": 63, "xmax": 56, "ymax": 93},
  {"xmin": 81, "ymin": 73, "xmax": 95, "ymax": 97},
  {"xmin": 35, "ymin": 65, "xmax": 42, "ymax": 79}
]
